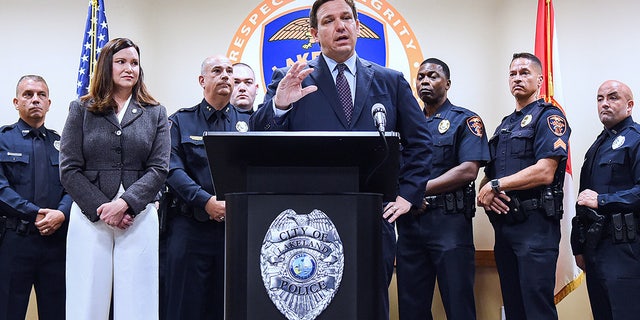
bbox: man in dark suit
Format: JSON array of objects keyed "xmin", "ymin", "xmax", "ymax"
[{"xmin": 250, "ymin": 0, "xmax": 432, "ymax": 317}]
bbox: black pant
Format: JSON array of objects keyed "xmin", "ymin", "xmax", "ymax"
[
  {"xmin": 162, "ymin": 215, "xmax": 225, "ymax": 320},
  {"xmin": 0, "ymin": 229, "xmax": 66, "ymax": 320},
  {"xmin": 381, "ymin": 219, "xmax": 396, "ymax": 320},
  {"xmin": 584, "ymin": 236, "xmax": 640, "ymax": 320},
  {"xmin": 492, "ymin": 209, "xmax": 560, "ymax": 320},
  {"xmin": 396, "ymin": 209, "xmax": 476, "ymax": 320}
]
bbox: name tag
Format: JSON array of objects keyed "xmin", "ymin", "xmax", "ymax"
[{"xmin": 7, "ymin": 152, "xmax": 22, "ymax": 157}]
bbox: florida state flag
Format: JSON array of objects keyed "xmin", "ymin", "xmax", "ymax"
[{"xmin": 534, "ymin": 0, "xmax": 584, "ymax": 304}]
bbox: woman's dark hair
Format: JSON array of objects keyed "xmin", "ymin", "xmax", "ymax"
[{"xmin": 82, "ymin": 37, "xmax": 158, "ymax": 113}]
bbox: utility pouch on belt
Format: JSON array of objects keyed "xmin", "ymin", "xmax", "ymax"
[
  {"xmin": 455, "ymin": 190, "xmax": 465, "ymax": 211},
  {"xmin": 612, "ymin": 213, "xmax": 625, "ymax": 242},
  {"xmin": 624, "ymin": 213, "xmax": 636, "ymax": 241},
  {"xmin": 610, "ymin": 212, "xmax": 637, "ymax": 243},
  {"xmin": 445, "ymin": 193, "xmax": 455, "ymax": 212}
]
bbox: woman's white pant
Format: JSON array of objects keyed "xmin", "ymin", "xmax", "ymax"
[{"xmin": 66, "ymin": 202, "xmax": 159, "ymax": 320}]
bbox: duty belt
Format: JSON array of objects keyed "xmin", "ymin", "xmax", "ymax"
[
  {"xmin": 424, "ymin": 194, "xmax": 446, "ymax": 208},
  {"xmin": 2, "ymin": 216, "xmax": 39, "ymax": 235},
  {"xmin": 177, "ymin": 206, "xmax": 213, "ymax": 223}
]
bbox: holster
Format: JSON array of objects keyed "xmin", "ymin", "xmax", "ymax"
[
  {"xmin": 575, "ymin": 205, "xmax": 606, "ymax": 249},
  {"xmin": 504, "ymin": 197, "xmax": 530, "ymax": 225},
  {"xmin": 0, "ymin": 216, "xmax": 6, "ymax": 245},
  {"xmin": 463, "ymin": 183, "xmax": 476, "ymax": 219},
  {"xmin": 542, "ymin": 186, "xmax": 564, "ymax": 220},
  {"xmin": 157, "ymin": 188, "xmax": 180, "ymax": 234}
]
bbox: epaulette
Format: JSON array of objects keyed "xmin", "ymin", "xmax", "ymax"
[
  {"xmin": 450, "ymin": 105, "xmax": 479, "ymax": 118},
  {"xmin": 449, "ymin": 105, "xmax": 466, "ymax": 114},
  {"xmin": 629, "ymin": 122, "xmax": 640, "ymax": 134},
  {"xmin": 539, "ymin": 101, "xmax": 559, "ymax": 111},
  {"xmin": 46, "ymin": 128, "xmax": 61, "ymax": 138},
  {"xmin": 176, "ymin": 105, "xmax": 199, "ymax": 113},
  {"xmin": 0, "ymin": 124, "xmax": 16, "ymax": 133}
]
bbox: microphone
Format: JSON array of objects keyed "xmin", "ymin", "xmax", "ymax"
[{"xmin": 371, "ymin": 103, "xmax": 386, "ymax": 133}]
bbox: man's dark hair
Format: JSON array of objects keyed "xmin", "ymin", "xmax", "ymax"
[
  {"xmin": 309, "ymin": 0, "xmax": 357, "ymax": 29},
  {"xmin": 420, "ymin": 58, "xmax": 450, "ymax": 80},
  {"xmin": 511, "ymin": 52, "xmax": 542, "ymax": 72}
]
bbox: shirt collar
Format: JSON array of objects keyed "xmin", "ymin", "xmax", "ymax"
[
  {"xmin": 324, "ymin": 54, "xmax": 358, "ymax": 76},
  {"xmin": 200, "ymin": 99, "xmax": 231, "ymax": 122},
  {"xmin": 515, "ymin": 98, "xmax": 544, "ymax": 116},
  {"xmin": 17, "ymin": 119, "xmax": 46, "ymax": 138},
  {"xmin": 425, "ymin": 99, "xmax": 452, "ymax": 119},
  {"xmin": 605, "ymin": 116, "xmax": 634, "ymax": 136}
]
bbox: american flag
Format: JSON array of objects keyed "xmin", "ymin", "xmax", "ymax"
[{"xmin": 76, "ymin": 0, "xmax": 109, "ymax": 97}]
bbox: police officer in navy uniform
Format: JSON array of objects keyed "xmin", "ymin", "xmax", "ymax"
[
  {"xmin": 231, "ymin": 62, "xmax": 259, "ymax": 115},
  {"xmin": 162, "ymin": 55, "xmax": 250, "ymax": 320},
  {"xmin": 396, "ymin": 58, "xmax": 489, "ymax": 320},
  {"xmin": 477, "ymin": 53, "xmax": 571, "ymax": 320},
  {"xmin": 0, "ymin": 75, "xmax": 71, "ymax": 320},
  {"xmin": 572, "ymin": 80, "xmax": 640, "ymax": 320}
]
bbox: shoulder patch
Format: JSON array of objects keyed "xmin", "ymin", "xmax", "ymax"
[
  {"xmin": 547, "ymin": 115, "xmax": 567, "ymax": 136},
  {"xmin": 466, "ymin": 116, "xmax": 484, "ymax": 137}
]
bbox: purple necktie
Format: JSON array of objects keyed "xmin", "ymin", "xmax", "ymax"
[{"xmin": 335, "ymin": 63, "xmax": 353, "ymax": 124}]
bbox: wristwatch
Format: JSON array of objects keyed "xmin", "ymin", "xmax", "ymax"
[{"xmin": 490, "ymin": 179, "xmax": 501, "ymax": 193}]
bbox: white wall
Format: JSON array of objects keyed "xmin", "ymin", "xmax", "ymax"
[
  {"xmin": 6, "ymin": 1, "xmax": 635, "ymax": 319},
  {"xmin": 2, "ymin": 0, "xmax": 639, "ymax": 247}
]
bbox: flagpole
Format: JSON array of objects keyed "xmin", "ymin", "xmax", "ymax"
[
  {"xmin": 545, "ymin": 0, "xmax": 554, "ymax": 100},
  {"xmin": 89, "ymin": 0, "xmax": 98, "ymax": 91}
]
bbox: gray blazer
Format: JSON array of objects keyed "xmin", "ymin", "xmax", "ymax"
[{"xmin": 59, "ymin": 99, "xmax": 170, "ymax": 221}]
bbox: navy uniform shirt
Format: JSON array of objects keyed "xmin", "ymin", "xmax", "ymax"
[
  {"xmin": 426, "ymin": 99, "xmax": 490, "ymax": 179},
  {"xmin": 486, "ymin": 99, "xmax": 570, "ymax": 185},
  {"xmin": 0, "ymin": 119, "xmax": 72, "ymax": 222},
  {"xmin": 580, "ymin": 116, "xmax": 640, "ymax": 213},
  {"xmin": 166, "ymin": 100, "xmax": 251, "ymax": 209}
]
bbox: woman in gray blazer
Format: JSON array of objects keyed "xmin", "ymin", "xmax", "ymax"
[{"xmin": 59, "ymin": 38, "xmax": 170, "ymax": 320}]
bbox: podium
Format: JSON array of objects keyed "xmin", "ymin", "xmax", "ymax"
[{"xmin": 203, "ymin": 132, "xmax": 400, "ymax": 320}]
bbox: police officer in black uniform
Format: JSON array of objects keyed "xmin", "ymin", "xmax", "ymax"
[
  {"xmin": 162, "ymin": 55, "xmax": 250, "ymax": 320},
  {"xmin": 0, "ymin": 75, "xmax": 71, "ymax": 320},
  {"xmin": 396, "ymin": 58, "xmax": 489, "ymax": 320},
  {"xmin": 572, "ymin": 80, "xmax": 640, "ymax": 320},
  {"xmin": 477, "ymin": 53, "xmax": 570, "ymax": 320}
]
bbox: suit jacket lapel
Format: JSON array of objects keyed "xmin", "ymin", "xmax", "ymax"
[
  {"xmin": 120, "ymin": 99, "xmax": 143, "ymax": 128},
  {"xmin": 309, "ymin": 55, "xmax": 350, "ymax": 128},
  {"xmin": 104, "ymin": 111, "xmax": 121, "ymax": 128},
  {"xmin": 353, "ymin": 58, "xmax": 373, "ymax": 126}
]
